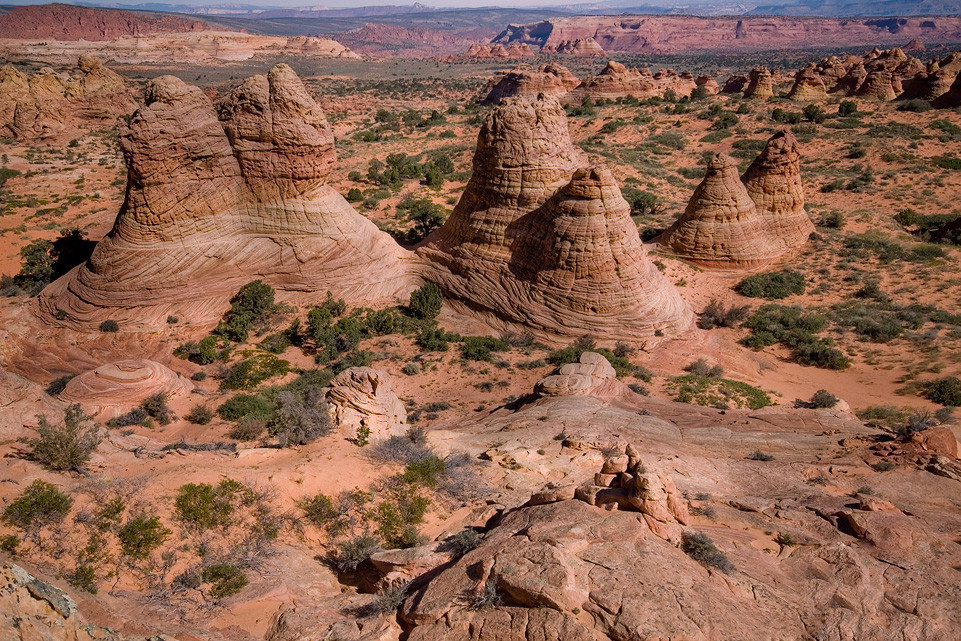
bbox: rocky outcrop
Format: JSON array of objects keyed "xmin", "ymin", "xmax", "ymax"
[
  {"xmin": 551, "ymin": 37, "xmax": 605, "ymax": 56},
  {"xmin": 482, "ymin": 63, "xmax": 579, "ymax": 105},
  {"xmin": 721, "ymin": 74, "xmax": 747, "ymax": 93},
  {"xmin": 569, "ymin": 61, "xmax": 698, "ymax": 101},
  {"xmin": 658, "ymin": 154, "xmax": 783, "ymax": 268},
  {"xmin": 534, "ymin": 352, "xmax": 623, "ymax": 399},
  {"xmin": 695, "ymin": 74, "xmax": 719, "ymax": 95},
  {"xmin": 741, "ymin": 130, "xmax": 814, "ymax": 254},
  {"xmin": 418, "ymin": 98, "xmax": 692, "ymax": 344},
  {"xmin": 787, "ymin": 64, "xmax": 827, "ymax": 101},
  {"xmin": 0, "ymin": 56, "xmax": 134, "ymax": 140},
  {"xmin": 467, "ymin": 43, "xmax": 534, "ymax": 58},
  {"xmin": 743, "ymin": 67, "xmax": 774, "ymax": 99},
  {"xmin": 326, "ymin": 367, "xmax": 406, "ymax": 440},
  {"xmin": 58, "ymin": 360, "xmax": 193, "ymax": 419},
  {"xmin": 39, "ymin": 65, "xmax": 415, "ymax": 331},
  {"xmin": 933, "ymin": 70, "xmax": 961, "ymax": 107},
  {"xmin": 0, "ymin": 367, "xmax": 63, "ymax": 438}
]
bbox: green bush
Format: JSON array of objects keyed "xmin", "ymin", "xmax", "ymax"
[
  {"xmin": 741, "ymin": 304, "xmax": 850, "ymax": 370},
  {"xmin": 333, "ymin": 535, "xmax": 380, "ymax": 573},
  {"xmin": 838, "ymin": 100, "xmax": 857, "ymax": 116},
  {"xmin": 68, "ymin": 565, "xmax": 97, "ymax": 593},
  {"xmin": 299, "ymin": 493, "xmax": 338, "ymax": 529},
  {"xmin": 140, "ymin": 393, "xmax": 176, "ymax": 425},
  {"xmin": 174, "ymin": 481, "xmax": 241, "ymax": 531},
  {"xmin": 201, "ymin": 563, "xmax": 248, "ymax": 599},
  {"xmin": 408, "ymin": 283, "xmax": 443, "ymax": 320},
  {"xmin": 221, "ymin": 280, "xmax": 278, "ymax": 343},
  {"xmin": 219, "ymin": 354, "xmax": 290, "ymax": 391},
  {"xmin": 99, "ymin": 320, "xmax": 119, "ymax": 333},
  {"xmin": 375, "ymin": 488, "xmax": 429, "ymax": 549},
  {"xmin": 185, "ymin": 405, "xmax": 214, "ymax": 425},
  {"xmin": 21, "ymin": 404, "xmax": 99, "ymax": 472},
  {"xmin": 810, "ymin": 389, "xmax": 839, "ymax": 408},
  {"xmin": 117, "ymin": 516, "xmax": 170, "ymax": 560},
  {"xmin": 402, "ymin": 456, "xmax": 446, "ymax": 487},
  {"xmin": 416, "ymin": 326, "xmax": 457, "ymax": 352},
  {"xmin": 736, "ymin": 270, "xmax": 806, "ymax": 299},
  {"xmin": 218, "ymin": 393, "xmax": 276, "ymax": 422},
  {"xmin": 2, "ymin": 480, "xmax": 73, "ymax": 535},
  {"xmin": 460, "ymin": 336, "xmax": 509, "ymax": 362},
  {"xmin": 926, "ymin": 376, "xmax": 961, "ymax": 406}
]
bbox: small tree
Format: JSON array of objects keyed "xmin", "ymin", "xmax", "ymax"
[{"xmin": 21, "ymin": 404, "xmax": 100, "ymax": 472}]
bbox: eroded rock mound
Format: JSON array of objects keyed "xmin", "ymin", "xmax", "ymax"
[
  {"xmin": 58, "ymin": 359, "xmax": 193, "ymax": 419},
  {"xmin": 0, "ymin": 367, "xmax": 63, "ymax": 437},
  {"xmin": 551, "ymin": 37, "xmax": 605, "ymax": 56},
  {"xmin": 325, "ymin": 367, "xmax": 406, "ymax": 440},
  {"xmin": 482, "ymin": 63, "xmax": 579, "ymax": 105},
  {"xmin": 418, "ymin": 101, "xmax": 692, "ymax": 344},
  {"xmin": 743, "ymin": 66, "xmax": 774, "ymax": 99},
  {"xmin": 787, "ymin": 64, "xmax": 827, "ymax": 101},
  {"xmin": 741, "ymin": 130, "xmax": 814, "ymax": 254},
  {"xmin": 534, "ymin": 351, "xmax": 623, "ymax": 398},
  {"xmin": 0, "ymin": 55, "xmax": 134, "ymax": 140},
  {"xmin": 657, "ymin": 153, "xmax": 782, "ymax": 268},
  {"xmin": 570, "ymin": 60, "xmax": 697, "ymax": 101},
  {"xmin": 38, "ymin": 65, "xmax": 415, "ymax": 331}
]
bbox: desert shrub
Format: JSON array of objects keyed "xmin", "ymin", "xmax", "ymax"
[
  {"xmin": 872, "ymin": 460, "xmax": 895, "ymax": 472},
  {"xmin": 68, "ymin": 565, "xmax": 97, "ymax": 593},
  {"xmin": 681, "ymin": 531, "xmax": 733, "ymax": 573},
  {"xmin": 829, "ymin": 303, "xmax": 903, "ymax": 343},
  {"xmin": 117, "ymin": 516, "xmax": 170, "ymax": 560},
  {"xmin": 402, "ymin": 362, "xmax": 420, "ymax": 375},
  {"xmin": 98, "ymin": 320, "xmax": 119, "ymax": 333},
  {"xmin": 470, "ymin": 577, "xmax": 502, "ymax": 610},
  {"xmin": 228, "ymin": 418, "xmax": 266, "ymax": 441},
  {"xmin": 736, "ymin": 270, "xmax": 805, "ymax": 299},
  {"xmin": 408, "ymin": 283, "xmax": 443, "ymax": 320},
  {"xmin": 269, "ymin": 388, "xmax": 331, "ymax": 446},
  {"xmin": 897, "ymin": 99, "xmax": 931, "ymax": 112},
  {"xmin": 416, "ymin": 326, "xmax": 458, "ymax": 351},
  {"xmin": 838, "ymin": 100, "xmax": 857, "ymax": 116},
  {"xmin": 219, "ymin": 355, "xmax": 290, "ymax": 391},
  {"xmin": 802, "ymin": 103, "xmax": 826, "ymax": 123},
  {"xmin": 622, "ymin": 187, "xmax": 664, "ymax": 217},
  {"xmin": 332, "ymin": 535, "xmax": 380, "ymax": 573},
  {"xmin": 857, "ymin": 405, "xmax": 910, "ymax": 429},
  {"xmin": 698, "ymin": 299, "xmax": 750, "ymax": 329},
  {"xmin": 669, "ymin": 374, "xmax": 770, "ymax": 410},
  {"xmin": 44, "ymin": 374, "xmax": 75, "ymax": 396},
  {"xmin": 925, "ymin": 376, "xmax": 961, "ymax": 406},
  {"xmin": 185, "ymin": 404, "xmax": 214, "ymax": 425},
  {"xmin": 894, "ymin": 410, "xmax": 938, "ymax": 437},
  {"xmin": 2, "ymin": 480, "xmax": 72, "ymax": 540},
  {"xmin": 810, "ymin": 389, "xmax": 839, "ymax": 408},
  {"xmin": 174, "ymin": 336, "xmax": 219, "ymax": 365},
  {"xmin": 748, "ymin": 450, "xmax": 774, "ymax": 461},
  {"xmin": 374, "ymin": 487, "xmax": 429, "ymax": 549},
  {"xmin": 368, "ymin": 581, "xmax": 410, "ymax": 615},
  {"xmin": 346, "ymin": 188, "xmax": 363, "ymax": 202},
  {"xmin": 218, "ymin": 393, "xmax": 276, "ymax": 422},
  {"xmin": 443, "ymin": 528, "xmax": 483, "ymax": 558},
  {"xmin": 201, "ymin": 563, "xmax": 248, "ymax": 599},
  {"xmin": 817, "ymin": 211, "xmax": 845, "ymax": 229},
  {"xmin": 106, "ymin": 407, "xmax": 149, "ymax": 428},
  {"xmin": 741, "ymin": 304, "xmax": 850, "ymax": 370},
  {"xmin": 402, "ymin": 456, "xmax": 446, "ymax": 487},
  {"xmin": 299, "ymin": 493, "xmax": 338, "ymax": 529},
  {"xmin": 140, "ymin": 393, "xmax": 176, "ymax": 425},
  {"xmin": 221, "ymin": 280, "xmax": 278, "ymax": 343},
  {"xmin": 21, "ymin": 404, "xmax": 99, "ymax": 472},
  {"xmin": 371, "ymin": 431, "xmax": 433, "ymax": 464},
  {"xmin": 174, "ymin": 480, "xmax": 245, "ymax": 531},
  {"xmin": 365, "ymin": 308, "xmax": 398, "ymax": 336},
  {"xmin": 460, "ymin": 336, "xmax": 509, "ymax": 362},
  {"xmin": 686, "ymin": 358, "xmax": 723, "ymax": 378},
  {"xmin": 397, "ymin": 196, "xmax": 446, "ymax": 242}
]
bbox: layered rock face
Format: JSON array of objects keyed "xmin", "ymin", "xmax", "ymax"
[
  {"xmin": 743, "ymin": 66, "xmax": 774, "ymax": 99},
  {"xmin": 534, "ymin": 351, "xmax": 624, "ymax": 399},
  {"xmin": 569, "ymin": 60, "xmax": 698, "ymax": 101},
  {"xmin": 741, "ymin": 130, "xmax": 814, "ymax": 254},
  {"xmin": 0, "ymin": 55, "xmax": 134, "ymax": 140},
  {"xmin": 39, "ymin": 65, "xmax": 415, "ymax": 331},
  {"xmin": 58, "ymin": 360, "xmax": 193, "ymax": 419},
  {"xmin": 658, "ymin": 133, "xmax": 812, "ymax": 268},
  {"xmin": 418, "ymin": 95, "xmax": 692, "ymax": 344},
  {"xmin": 548, "ymin": 37, "xmax": 605, "ymax": 55},
  {"xmin": 325, "ymin": 367, "xmax": 406, "ymax": 440},
  {"xmin": 481, "ymin": 63, "xmax": 579, "ymax": 105}
]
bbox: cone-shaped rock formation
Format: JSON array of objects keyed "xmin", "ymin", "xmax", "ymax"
[
  {"xmin": 418, "ymin": 95, "xmax": 692, "ymax": 343},
  {"xmin": 743, "ymin": 67, "xmax": 774, "ymax": 99},
  {"xmin": 657, "ymin": 131, "xmax": 811, "ymax": 268},
  {"xmin": 741, "ymin": 130, "xmax": 814, "ymax": 254},
  {"xmin": 482, "ymin": 63, "xmax": 579, "ymax": 105},
  {"xmin": 39, "ymin": 64, "xmax": 415, "ymax": 330},
  {"xmin": 787, "ymin": 64, "xmax": 827, "ymax": 101}
]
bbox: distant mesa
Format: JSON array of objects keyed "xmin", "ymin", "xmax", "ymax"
[
  {"xmin": 417, "ymin": 94, "xmax": 693, "ymax": 344},
  {"xmin": 0, "ymin": 55, "xmax": 134, "ymax": 140},
  {"xmin": 482, "ymin": 63, "xmax": 579, "ymax": 105},
  {"xmin": 39, "ymin": 64, "xmax": 415, "ymax": 331},
  {"xmin": 657, "ymin": 131, "xmax": 812, "ymax": 269},
  {"xmin": 0, "ymin": 3, "xmax": 208, "ymax": 41},
  {"xmin": 58, "ymin": 360, "xmax": 193, "ymax": 419}
]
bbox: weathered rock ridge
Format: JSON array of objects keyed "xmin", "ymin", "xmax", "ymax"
[
  {"xmin": 39, "ymin": 64, "xmax": 415, "ymax": 330},
  {"xmin": 417, "ymin": 95, "xmax": 693, "ymax": 344},
  {"xmin": 482, "ymin": 63, "xmax": 579, "ymax": 105}
]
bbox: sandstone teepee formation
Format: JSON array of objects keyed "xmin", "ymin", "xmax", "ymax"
[
  {"xmin": 417, "ymin": 95, "xmax": 693, "ymax": 343},
  {"xmin": 657, "ymin": 131, "xmax": 812, "ymax": 269},
  {"xmin": 569, "ymin": 61, "xmax": 698, "ymax": 101},
  {"xmin": 482, "ymin": 63, "xmax": 579, "ymax": 105},
  {"xmin": 787, "ymin": 64, "xmax": 827, "ymax": 101},
  {"xmin": 743, "ymin": 67, "xmax": 774, "ymax": 99},
  {"xmin": 39, "ymin": 64, "xmax": 415, "ymax": 331}
]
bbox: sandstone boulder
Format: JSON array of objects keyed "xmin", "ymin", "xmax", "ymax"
[
  {"xmin": 787, "ymin": 64, "xmax": 827, "ymax": 101},
  {"xmin": 743, "ymin": 67, "xmax": 774, "ymax": 99},
  {"xmin": 534, "ymin": 351, "xmax": 623, "ymax": 398},
  {"xmin": 39, "ymin": 65, "xmax": 415, "ymax": 331},
  {"xmin": 694, "ymin": 74, "xmax": 720, "ymax": 95},
  {"xmin": 555, "ymin": 37, "xmax": 605, "ymax": 56},
  {"xmin": 0, "ymin": 367, "xmax": 63, "ymax": 437},
  {"xmin": 326, "ymin": 367, "xmax": 406, "ymax": 440}
]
